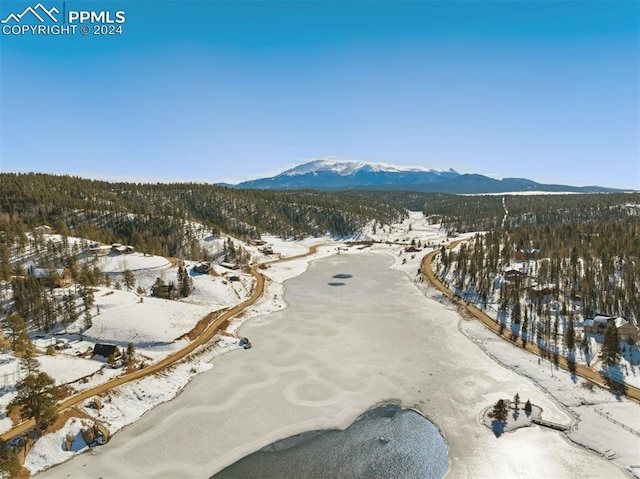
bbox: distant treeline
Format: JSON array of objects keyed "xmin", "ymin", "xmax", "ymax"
[
  {"xmin": 0, "ymin": 173, "xmax": 407, "ymax": 257},
  {"xmin": 353, "ymin": 191, "xmax": 640, "ymax": 233}
]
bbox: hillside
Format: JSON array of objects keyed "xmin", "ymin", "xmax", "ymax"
[{"xmin": 0, "ymin": 173, "xmax": 406, "ymax": 257}]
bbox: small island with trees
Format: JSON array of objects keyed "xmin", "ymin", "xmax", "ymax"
[{"xmin": 482, "ymin": 393, "xmax": 545, "ymax": 437}]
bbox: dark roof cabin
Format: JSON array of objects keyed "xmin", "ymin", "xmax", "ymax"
[{"xmin": 93, "ymin": 343, "xmax": 121, "ymax": 359}]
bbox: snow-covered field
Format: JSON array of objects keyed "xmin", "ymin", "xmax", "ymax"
[{"xmin": 3, "ymin": 216, "xmax": 639, "ymax": 478}]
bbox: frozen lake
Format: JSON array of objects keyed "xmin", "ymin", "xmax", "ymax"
[
  {"xmin": 37, "ymin": 252, "xmax": 625, "ymax": 478},
  {"xmin": 212, "ymin": 403, "xmax": 449, "ymax": 479}
]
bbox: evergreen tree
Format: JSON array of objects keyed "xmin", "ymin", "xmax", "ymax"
[
  {"xmin": 177, "ymin": 264, "xmax": 193, "ymax": 298},
  {"xmin": 514, "ymin": 393, "xmax": 520, "ymax": 409},
  {"xmin": 565, "ymin": 317, "xmax": 575, "ymax": 352},
  {"xmin": 0, "ymin": 440, "xmax": 20, "ymax": 479},
  {"xmin": 122, "ymin": 269, "xmax": 135, "ymax": 291},
  {"xmin": 11, "ymin": 371, "xmax": 58, "ymax": 430},
  {"xmin": 124, "ymin": 342, "xmax": 135, "ymax": 365},
  {"xmin": 524, "ymin": 399, "xmax": 532, "ymax": 413},
  {"xmin": 2, "ymin": 313, "xmax": 26, "ymax": 351},
  {"xmin": 601, "ymin": 321, "xmax": 621, "ymax": 367},
  {"xmin": 11, "ymin": 350, "xmax": 59, "ymax": 430},
  {"xmin": 20, "ymin": 346, "xmax": 41, "ymax": 377},
  {"xmin": 81, "ymin": 286, "xmax": 95, "ymax": 330},
  {"xmin": 491, "ymin": 399, "xmax": 508, "ymax": 421}
]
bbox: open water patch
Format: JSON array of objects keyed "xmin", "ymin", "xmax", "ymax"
[
  {"xmin": 211, "ymin": 404, "xmax": 448, "ymax": 479},
  {"xmin": 332, "ymin": 273, "xmax": 353, "ymax": 279}
]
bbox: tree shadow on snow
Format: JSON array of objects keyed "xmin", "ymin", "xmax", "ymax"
[
  {"xmin": 491, "ymin": 420, "xmax": 506, "ymax": 438},
  {"xmin": 566, "ymin": 353, "xmax": 578, "ymax": 384},
  {"xmin": 601, "ymin": 365, "xmax": 628, "ymax": 401}
]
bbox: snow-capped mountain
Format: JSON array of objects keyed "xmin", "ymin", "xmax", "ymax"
[
  {"xmin": 283, "ymin": 159, "xmax": 443, "ymax": 176},
  {"xmin": 233, "ymin": 159, "xmax": 623, "ymax": 193},
  {"xmin": 236, "ymin": 159, "xmax": 460, "ymax": 190}
]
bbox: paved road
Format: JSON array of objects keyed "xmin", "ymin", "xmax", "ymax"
[
  {"xmin": 421, "ymin": 245, "xmax": 640, "ymax": 402},
  {"xmin": 1, "ymin": 245, "xmax": 324, "ymax": 442}
]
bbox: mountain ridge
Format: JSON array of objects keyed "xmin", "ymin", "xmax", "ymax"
[{"xmin": 234, "ymin": 160, "xmax": 626, "ymax": 194}]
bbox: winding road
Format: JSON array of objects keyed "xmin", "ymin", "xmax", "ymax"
[{"xmin": 1, "ymin": 245, "xmax": 325, "ymax": 442}]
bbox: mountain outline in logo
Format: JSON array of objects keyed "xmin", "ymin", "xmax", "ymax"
[{"xmin": 1, "ymin": 3, "xmax": 59, "ymax": 24}]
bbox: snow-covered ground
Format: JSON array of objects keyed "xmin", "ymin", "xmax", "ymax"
[
  {"xmin": 34, "ymin": 228, "xmax": 637, "ymax": 479},
  {"xmin": 436, "ymin": 237, "xmax": 640, "ymax": 390},
  {"xmin": 3, "ymin": 214, "xmax": 638, "ymax": 477}
]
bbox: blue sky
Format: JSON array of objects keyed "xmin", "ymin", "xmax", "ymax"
[{"xmin": 1, "ymin": 1, "xmax": 639, "ymax": 188}]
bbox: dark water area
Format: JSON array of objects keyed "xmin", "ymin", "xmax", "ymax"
[
  {"xmin": 332, "ymin": 273, "xmax": 353, "ymax": 279},
  {"xmin": 328, "ymin": 282, "xmax": 346, "ymax": 286},
  {"xmin": 211, "ymin": 404, "xmax": 449, "ymax": 479}
]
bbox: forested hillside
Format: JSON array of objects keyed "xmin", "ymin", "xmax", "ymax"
[
  {"xmin": 439, "ymin": 219, "xmax": 639, "ymax": 321},
  {"xmin": 355, "ymin": 191, "xmax": 640, "ymax": 233},
  {"xmin": 0, "ymin": 173, "xmax": 407, "ymax": 257}
]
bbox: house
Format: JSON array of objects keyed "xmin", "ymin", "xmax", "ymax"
[
  {"xmin": 111, "ymin": 243, "xmax": 135, "ymax": 255},
  {"xmin": 404, "ymin": 246, "xmax": 422, "ymax": 253},
  {"xmin": 192, "ymin": 262, "xmax": 211, "ymax": 274},
  {"xmin": 583, "ymin": 315, "xmax": 613, "ymax": 334},
  {"xmin": 261, "ymin": 245, "xmax": 274, "ymax": 255},
  {"xmin": 583, "ymin": 315, "xmax": 638, "ymax": 342},
  {"xmin": 30, "ymin": 267, "xmax": 73, "ymax": 288},
  {"xmin": 503, "ymin": 268, "xmax": 525, "ymax": 281},
  {"xmin": 614, "ymin": 317, "xmax": 638, "ymax": 342},
  {"xmin": 251, "ymin": 239, "xmax": 266, "ymax": 246},
  {"xmin": 220, "ymin": 262, "xmax": 239, "ymax": 270},
  {"xmin": 93, "ymin": 344, "xmax": 121, "ymax": 360}
]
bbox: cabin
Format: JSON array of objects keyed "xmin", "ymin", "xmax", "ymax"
[
  {"xmin": 583, "ymin": 314, "xmax": 612, "ymax": 334},
  {"xmin": 614, "ymin": 317, "xmax": 638, "ymax": 342},
  {"xmin": 30, "ymin": 267, "xmax": 72, "ymax": 288},
  {"xmin": 583, "ymin": 315, "xmax": 638, "ymax": 342},
  {"xmin": 503, "ymin": 268, "xmax": 525, "ymax": 281},
  {"xmin": 405, "ymin": 246, "xmax": 422, "ymax": 253},
  {"xmin": 261, "ymin": 245, "xmax": 274, "ymax": 255},
  {"xmin": 192, "ymin": 262, "xmax": 211, "ymax": 274},
  {"xmin": 93, "ymin": 343, "xmax": 121, "ymax": 360},
  {"xmin": 111, "ymin": 243, "xmax": 135, "ymax": 255},
  {"xmin": 220, "ymin": 262, "xmax": 239, "ymax": 270},
  {"xmin": 251, "ymin": 239, "xmax": 266, "ymax": 246}
]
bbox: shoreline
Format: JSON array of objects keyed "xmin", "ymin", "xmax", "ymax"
[
  {"xmin": 24, "ymin": 218, "xmax": 639, "ymax": 478},
  {"xmin": 35, "ymin": 243, "xmax": 630, "ymax": 478}
]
